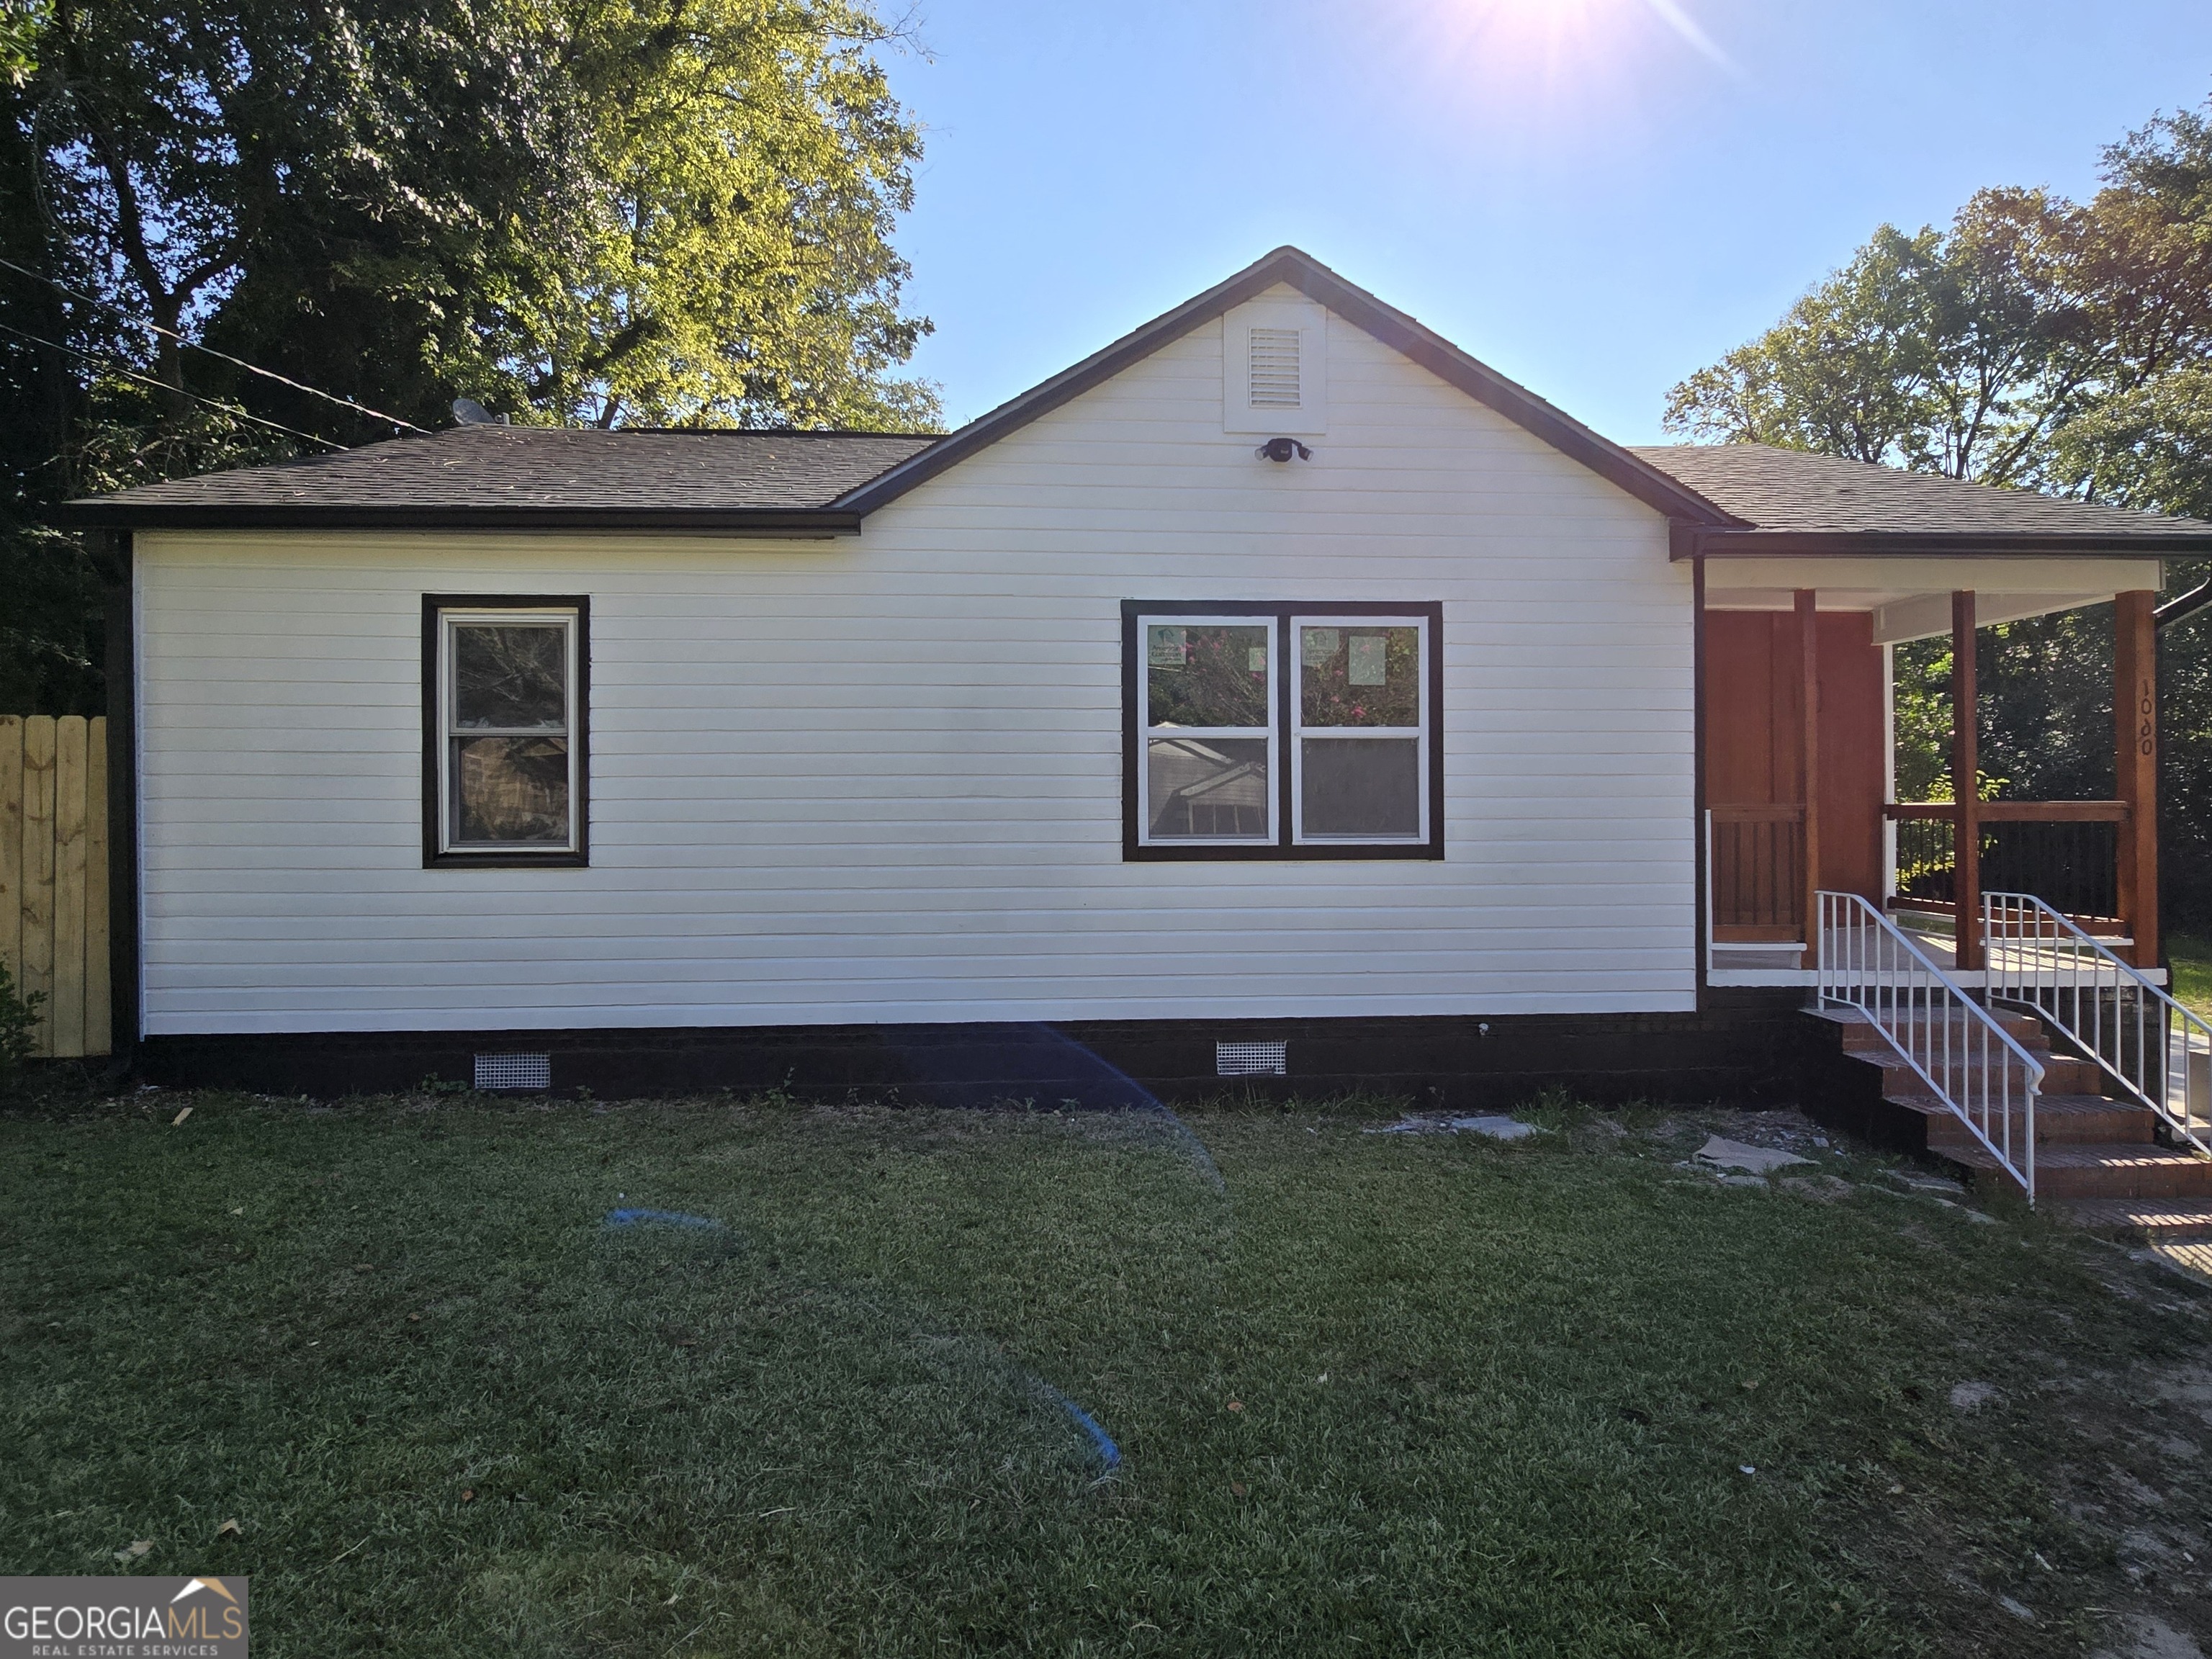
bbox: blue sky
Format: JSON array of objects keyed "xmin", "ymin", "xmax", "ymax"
[{"xmin": 883, "ymin": 0, "xmax": 2212, "ymax": 444}]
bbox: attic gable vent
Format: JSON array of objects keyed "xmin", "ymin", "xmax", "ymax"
[
  {"xmin": 1223, "ymin": 300, "xmax": 1326, "ymax": 435},
  {"xmin": 1248, "ymin": 328, "xmax": 1302, "ymax": 409}
]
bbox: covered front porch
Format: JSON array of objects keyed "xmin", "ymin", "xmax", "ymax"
[{"xmin": 1696, "ymin": 554, "xmax": 2167, "ymax": 988}]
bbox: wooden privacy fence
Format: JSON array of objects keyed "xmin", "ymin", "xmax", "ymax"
[{"xmin": 1, "ymin": 716, "xmax": 111, "ymax": 1058}]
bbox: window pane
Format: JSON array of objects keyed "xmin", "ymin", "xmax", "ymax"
[
  {"xmin": 1301, "ymin": 738, "xmax": 1419, "ymax": 838},
  {"xmin": 454, "ymin": 624, "xmax": 567, "ymax": 730},
  {"xmin": 1300, "ymin": 625, "xmax": 1420, "ymax": 727},
  {"xmin": 1146, "ymin": 624, "xmax": 1271, "ymax": 729},
  {"xmin": 453, "ymin": 736, "xmax": 570, "ymax": 844},
  {"xmin": 1147, "ymin": 737, "xmax": 1270, "ymax": 840}
]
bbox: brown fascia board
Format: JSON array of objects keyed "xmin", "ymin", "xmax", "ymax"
[
  {"xmin": 1679, "ymin": 529, "xmax": 2212, "ymax": 559},
  {"xmin": 834, "ymin": 246, "xmax": 1749, "ymax": 530},
  {"xmin": 58, "ymin": 500, "xmax": 864, "ymax": 536}
]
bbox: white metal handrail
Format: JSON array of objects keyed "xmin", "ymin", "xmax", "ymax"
[
  {"xmin": 1817, "ymin": 891, "xmax": 2043, "ymax": 1200},
  {"xmin": 1984, "ymin": 892, "xmax": 2212, "ymax": 1157}
]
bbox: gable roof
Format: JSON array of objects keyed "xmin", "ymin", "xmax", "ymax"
[
  {"xmin": 66, "ymin": 427, "xmax": 935, "ymax": 533},
  {"xmin": 831, "ymin": 246, "xmax": 1748, "ymax": 526},
  {"xmin": 60, "ymin": 246, "xmax": 2212, "ymax": 557},
  {"xmin": 1637, "ymin": 442, "xmax": 2212, "ymax": 556},
  {"xmin": 66, "ymin": 246, "xmax": 1748, "ymax": 534}
]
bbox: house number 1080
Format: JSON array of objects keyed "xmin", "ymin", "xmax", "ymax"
[{"xmin": 2138, "ymin": 675, "xmax": 2155, "ymax": 756}]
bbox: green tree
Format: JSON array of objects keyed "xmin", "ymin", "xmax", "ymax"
[
  {"xmin": 0, "ymin": 0, "xmax": 938, "ymax": 713},
  {"xmin": 1666, "ymin": 98, "xmax": 2212, "ymax": 930}
]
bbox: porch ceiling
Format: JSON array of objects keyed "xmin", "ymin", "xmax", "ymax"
[{"xmin": 1702, "ymin": 555, "xmax": 2166, "ymax": 644}]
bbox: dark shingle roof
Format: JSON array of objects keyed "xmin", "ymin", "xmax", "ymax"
[
  {"xmin": 1634, "ymin": 442, "xmax": 2212, "ymax": 547},
  {"xmin": 70, "ymin": 248, "xmax": 1746, "ymax": 534},
  {"xmin": 69, "ymin": 426, "xmax": 939, "ymax": 530}
]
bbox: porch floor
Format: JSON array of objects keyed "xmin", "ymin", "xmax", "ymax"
[{"xmin": 1711, "ymin": 915, "xmax": 2162, "ymax": 987}]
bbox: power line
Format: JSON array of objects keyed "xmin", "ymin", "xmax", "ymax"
[
  {"xmin": 0, "ymin": 320, "xmax": 347, "ymax": 451},
  {"xmin": 0, "ymin": 253, "xmax": 433, "ymax": 434}
]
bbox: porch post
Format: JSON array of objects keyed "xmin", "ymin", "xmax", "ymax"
[
  {"xmin": 1797, "ymin": 590, "xmax": 1820, "ymax": 969},
  {"xmin": 2116, "ymin": 590, "xmax": 2159, "ymax": 968},
  {"xmin": 1951, "ymin": 592, "xmax": 1982, "ymax": 971}
]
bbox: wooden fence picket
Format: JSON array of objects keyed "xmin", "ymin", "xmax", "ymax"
[
  {"xmin": 19, "ymin": 716, "xmax": 55, "ymax": 1053},
  {"xmin": 0, "ymin": 717, "xmax": 19, "ymax": 1003},
  {"xmin": 86, "ymin": 718, "xmax": 110, "ymax": 1055},
  {"xmin": 0, "ymin": 714, "xmax": 111, "ymax": 1058}
]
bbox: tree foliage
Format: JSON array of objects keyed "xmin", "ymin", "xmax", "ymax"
[
  {"xmin": 0, "ymin": 0, "xmax": 938, "ymax": 712},
  {"xmin": 1667, "ymin": 99, "xmax": 2212, "ymax": 931}
]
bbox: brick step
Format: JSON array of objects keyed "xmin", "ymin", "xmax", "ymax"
[
  {"xmin": 1869, "ymin": 1053, "xmax": 2107, "ymax": 1095},
  {"xmin": 2052, "ymin": 1200, "xmax": 2212, "ymax": 1241},
  {"xmin": 1940, "ymin": 1141, "xmax": 2212, "ymax": 1201},
  {"xmin": 1892, "ymin": 1093, "xmax": 2159, "ymax": 1146},
  {"xmin": 1820, "ymin": 1005, "xmax": 2046, "ymax": 1046}
]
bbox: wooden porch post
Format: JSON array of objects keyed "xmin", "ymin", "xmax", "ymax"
[
  {"xmin": 1797, "ymin": 590, "xmax": 1820, "ymax": 969},
  {"xmin": 2116, "ymin": 590, "xmax": 2159, "ymax": 968},
  {"xmin": 1951, "ymin": 592, "xmax": 1982, "ymax": 971}
]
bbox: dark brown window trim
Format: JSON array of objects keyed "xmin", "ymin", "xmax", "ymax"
[
  {"xmin": 421, "ymin": 594, "xmax": 591, "ymax": 869},
  {"xmin": 1122, "ymin": 599, "xmax": 1445, "ymax": 863}
]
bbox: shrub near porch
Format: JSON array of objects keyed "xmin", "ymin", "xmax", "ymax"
[{"xmin": 1, "ymin": 1091, "xmax": 2207, "ymax": 1658}]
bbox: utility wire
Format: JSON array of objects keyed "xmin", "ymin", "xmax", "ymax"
[
  {"xmin": 0, "ymin": 320, "xmax": 347, "ymax": 451},
  {"xmin": 0, "ymin": 253, "xmax": 433, "ymax": 434}
]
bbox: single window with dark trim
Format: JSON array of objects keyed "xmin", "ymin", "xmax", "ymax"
[
  {"xmin": 1123, "ymin": 600, "xmax": 1442, "ymax": 861},
  {"xmin": 423, "ymin": 595, "xmax": 588, "ymax": 866}
]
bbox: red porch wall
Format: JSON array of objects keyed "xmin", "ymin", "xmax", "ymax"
[{"xmin": 1705, "ymin": 611, "xmax": 1885, "ymax": 901}]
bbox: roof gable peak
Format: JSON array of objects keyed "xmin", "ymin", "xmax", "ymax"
[{"xmin": 835, "ymin": 246, "xmax": 1747, "ymax": 527}]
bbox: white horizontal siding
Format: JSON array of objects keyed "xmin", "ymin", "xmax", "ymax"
[{"xmin": 135, "ymin": 293, "xmax": 1695, "ymax": 1034}]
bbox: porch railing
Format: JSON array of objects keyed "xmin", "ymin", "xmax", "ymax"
[
  {"xmin": 1710, "ymin": 804, "xmax": 1804, "ymax": 939},
  {"xmin": 1984, "ymin": 892, "xmax": 2211, "ymax": 1157},
  {"xmin": 1887, "ymin": 801, "xmax": 2132, "ymax": 938},
  {"xmin": 1884, "ymin": 809, "xmax": 2123, "ymax": 938},
  {"xmin": 1817, "ymin": 890, "xmax": 2043, "ymax": 1200}
]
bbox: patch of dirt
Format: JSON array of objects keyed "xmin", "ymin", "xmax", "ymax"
[{"xmin": 2090, "ymin": 1612, "xmax": 2208, "ymax": 1659}]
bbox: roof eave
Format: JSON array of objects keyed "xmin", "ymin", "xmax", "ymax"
[
  {"xmin": 58, "ymin": 501, "xmax": 865, "ymax": 536},
  {"xmin": 835, "ymin": 248, "xmax": 1750, "ymax": 530},
  {"xmin": 1678, "ymin": 529, "xmax": 2208, "ymax": 559}
]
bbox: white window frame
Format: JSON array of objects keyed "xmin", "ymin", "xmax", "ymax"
[
  {"xmin": 436, "ymin": 605, "xmax": 582, "ymax": 858},
  {"xmin": 1135, "ymin": 612, "xmax": 1280, "ymax": 850},
  {"xmin": 1290, "ymin": 613, "xmax": 1431, "ymax": 847}
]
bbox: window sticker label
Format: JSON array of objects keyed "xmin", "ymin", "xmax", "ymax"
[
  {"xmin": 1148, "ymin": 625, "xmax": 1187, "ymax": 667},
  {"xmin": 1304, "ymin": 627, "xmax": 1340, "ymax": 659},
  {"xmin": 1349, "ymin": 632, "xmax": 1388, "ymax": 686},
  {"xmin": 1247, "ymin": 646, "xmax": 1267, "ymax": 674}
]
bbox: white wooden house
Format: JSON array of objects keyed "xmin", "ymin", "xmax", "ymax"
[{"xmin": 72, "ymin": 248, "xmax": 2212, "ymax": 1136}]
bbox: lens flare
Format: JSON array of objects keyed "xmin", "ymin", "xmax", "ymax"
[{"xmin": 1431, "ymin": 0, "xmax": 1735, "ymax": 79}]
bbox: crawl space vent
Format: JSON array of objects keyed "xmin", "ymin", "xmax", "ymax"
[
  {"xmin": 1215, "ymin": 1040, "xmax": 1288, "ymax": 1077},
  {"xmin": 1247, "ymin": 327, "xmax": 1301, "ymax": 409},
  {"xmin": 475, "ymin": 1051, "xmax": 552, "ymax": 1092}
]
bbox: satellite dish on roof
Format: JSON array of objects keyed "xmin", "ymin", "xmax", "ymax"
[{"xmin": 451, "ymin": 397, "xmax": 504, "ymax": 426}]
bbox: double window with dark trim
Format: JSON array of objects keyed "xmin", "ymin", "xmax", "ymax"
[
  {"xmin": 422, "ymin": 595, "xmax": 589, "ymax": 867},
  {"xmin": 1123, "ymin": 601, "xmax": 1443, "ymax": 860}
]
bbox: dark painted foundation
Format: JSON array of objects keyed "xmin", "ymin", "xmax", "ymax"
[{"xmin": 138, "ymin": 991, "xmax": 1816, "ymax": 1108}]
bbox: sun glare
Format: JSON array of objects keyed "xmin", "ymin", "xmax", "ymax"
[
  {"xmin": 1390, "ymin": 0, "xmax": 1735, "ymax": 140},
  {"xmin": 1444, "ymin": 0, "xmax": 1733, "ymax": 74}
]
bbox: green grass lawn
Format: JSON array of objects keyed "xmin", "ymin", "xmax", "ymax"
[
  {"xmin": 3, "ymin": 1088, "xmax": 2208, "ymax": 1657},
  {"xmin": 2167, "ymin": 932, "xmax": 2212, "ymax": 1020}
]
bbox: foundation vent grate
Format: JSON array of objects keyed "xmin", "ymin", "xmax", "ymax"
[
  {"xmin": 475, "ymin": 1051, "xmax": 552, "ymax": 1092},
  {"xmin": 1215, "ymin": 1040, "xmax": 1287, "ymax": 1077}
]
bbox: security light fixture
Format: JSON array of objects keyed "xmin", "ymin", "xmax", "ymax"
[{"xmin": 1257, "ymin": 437, "xmax": 1312, "ymax": 463}]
